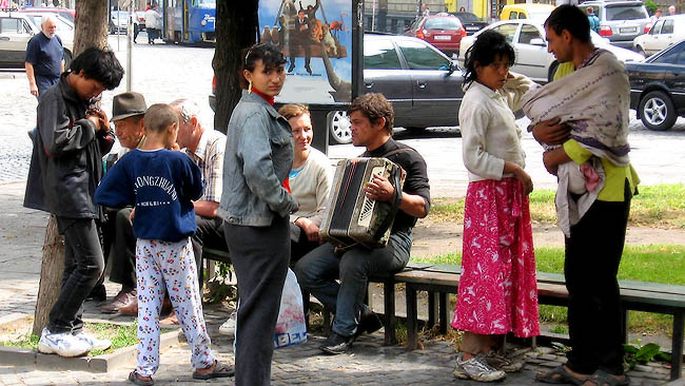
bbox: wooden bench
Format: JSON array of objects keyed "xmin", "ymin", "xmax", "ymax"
[{"xmin": 395, "ymin": 265, "xmax": 685, "ymax": 381}]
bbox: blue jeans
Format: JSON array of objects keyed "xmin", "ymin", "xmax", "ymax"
[
  {"xmin": 49, "ymin": 217, "xmax": 105, "ymax": 333},
  {"xmin": 294, "ymin": 231, "xmax": 412, "ymax": 337}
]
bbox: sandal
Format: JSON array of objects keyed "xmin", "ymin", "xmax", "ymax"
[
  {"xmin": 582, "ymin": 370, "xmax": 630, "ymax": 386},
  {"xmin": 536, "ymin": 365, "xmax": 588, "ymax": 385},
  {"xmin": 192, "ymin": 360, "xmax": 235, "ymax": 380},
  {"xmin": 128, "ymin": 370, "xmax": 154, "ymax": 386}
]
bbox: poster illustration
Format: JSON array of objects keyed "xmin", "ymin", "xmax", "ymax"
[{"xmin": 258, "ymin": 0, "xmax": 353, "ymax": 104}]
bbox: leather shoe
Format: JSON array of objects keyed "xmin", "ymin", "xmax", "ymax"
[
  {"xmin": 86, "ymin": 284, "xmax": 107, "ymax": 302},
  {"xmin": 319, "ymin": 332, "xmax": 355, "ymax": 355},
  {"xmin": 100, "ymin": 289, "xmax": 136, "ymax": 314},
  {"xmin": 117, "ymin": 297, "xmax": 138, "ymax": 316},
  {"xmin": 355, "ymin": 308, "xmax": 383, "ymax": 338}
]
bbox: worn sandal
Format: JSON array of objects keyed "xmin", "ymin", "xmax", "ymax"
[
  {"xmin": 128, "ymin": 370, "xmax": 154, "ymax": 386},
  {"xmin": 582, "ymin": 370, "xmax": 630, "ymax": 386},
  {"xmin": 536, "ymin": 365, "xmax": 588, "ymax": 385},
  {"xmin": 192, "ymin": 360, "xmax": 235, "ymax": 380}
]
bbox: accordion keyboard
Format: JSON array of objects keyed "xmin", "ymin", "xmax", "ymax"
[{"xmin": 357, "ymin": 166, "xmax": 385, "ymax": 228}]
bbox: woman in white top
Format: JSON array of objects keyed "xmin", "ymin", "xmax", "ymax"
[
  {"xmin": 278, "ymin": 104, "xmax": 333, "ymax": 262},
  {"xmin": 450, "ymin": 30, "xmax": 539, "ymax": 383}
]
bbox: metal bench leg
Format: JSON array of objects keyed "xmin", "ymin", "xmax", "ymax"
[
  {"xmin": 428, "ymin": 291, "xmax": 438, "ymax": 328},
  {"xmin": 406, "ymin": 285, "xmax": 418, "ymax": 351},
  {"xmin": 383, "ymin": 279, "xmax": 397, "ymax": 346},
  {"xmin": 671, "ymin": 312, "xmax": 684, "ymax": 380},
  {"xmin": 439, "ymin": 292, "xmax": 448, "ymax": 335}
]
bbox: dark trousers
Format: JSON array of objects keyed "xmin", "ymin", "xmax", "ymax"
[
  {"xmin": 288, "ymin": 34, "xmax": 311, "ymax": 68},
  {"xmin": 49, "ymin": 217, "xmax": 105, "ymax": 333},
  {"xmin": 289, "ymin": 222, "xmax": 319, "ymax": 265},
  {"xmin": 192, "ymin": 215, "xmax": 229, "ymax": 283},
  {"xmin": 35, "ymin": 75, "xmax": 59, "ymax": 98},
  {"xmin": 108, "ymin": 208, "xmax": 136, "ymax": 290},
  {"xmin": 224, "ymin": 216, "xmax": 289, "ymax": 386},
  {"xmin": 564, "ymin": 187, "xmax": 631, "ymax": 376},
  {"xmin": 294, "ymin": 232, "xmax": 411, "ymax": 337}
]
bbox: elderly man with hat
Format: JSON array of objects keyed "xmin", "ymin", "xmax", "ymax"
[{"xmin": 99, "ymin": 92, "xmax": 148, "ymax": 314}]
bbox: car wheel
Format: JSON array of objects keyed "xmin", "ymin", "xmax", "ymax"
[
  {"xmin": 636, "ymin": 45, "xmax": 646, "ymax": 57},
  {"xmin": 548, "ymin": 60, "xmax": 559, "ymax": 83},
  {"xmin": 639, "ymin": 90, "xmax": 677, "ymax": 131},
  {"xmin": 328, "ymin": 111, "xmax": 352, "ymax": 144},
  {"xmin": 63, "ymin": 49, "xmax": 73, "ymax": 70}
]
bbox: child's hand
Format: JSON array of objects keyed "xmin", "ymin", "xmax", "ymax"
[{"xmin": 170, "ymin": 143, "xmax": 181, "ymax": 151}]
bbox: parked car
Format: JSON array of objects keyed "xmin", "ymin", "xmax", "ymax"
[
  {"xmin": 327, "ymin": 33, "xmax": 464, "ymax": 144},
  {"xmin": 458, "ymin": 20, "xmax": 644, "ymax": 83},
  {"xmin": 110, "ymin": 9, "xmax": 130, "ymax": 35},
  {"xmin": 583, "ymin": 0, "xmax": 650, "ymax": 49},
  {"xmin": 633, "ymin": 14, "xmax": 685, "ymax": 57},
  {"xmin": 626, "ymin": 39, "xmax": 685, "ymax": 131},
  {"xmin": 499, "ymin": 3, "xmax": 555, "ymax": 22},
  {"xmin": 405, "ymin": 13, "xmax": 466, "ymax": 57},
  {"xmin": 0, "ymin": 12, "xmax": 74, "ymax": 69},
  {"xmin": 19, "ymin": 12, "xmax": 74, "ymax": 42},
  {"xmin": 453, "ymin": 11, "xmax": 488, "ymax": 36},
  {"xmin": 19, "ymin": 6, "xmax": 75, "ymax": 22}
]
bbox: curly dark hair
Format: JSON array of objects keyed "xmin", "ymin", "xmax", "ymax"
[
  {"xmin": 239, "ymin": 43, "xmax": 286, "ymax": 89},
  {"xmin": 68, "ymin": 47, "xmax": 124, "ymax": 90},
  {"xmin": 463, "ymin": 30, "xmax": 515, "ymax": 87},
  {"xmin": 348, "ymin": 93, "xmax": 394, "ymax": 135}
]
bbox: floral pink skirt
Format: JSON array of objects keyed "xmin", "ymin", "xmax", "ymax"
[{"xmin": 451, "ymin": 178, "xmax": 539, "ymax": 338}]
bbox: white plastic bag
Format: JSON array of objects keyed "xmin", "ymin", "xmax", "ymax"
[{"xmin": 273, "ymin": 268, "xmax": 308, "ymax": 348}]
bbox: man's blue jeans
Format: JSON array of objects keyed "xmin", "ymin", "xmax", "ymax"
[{"xmin": 294, "ymin": 231, "xmax": 412, "ymax": 337}]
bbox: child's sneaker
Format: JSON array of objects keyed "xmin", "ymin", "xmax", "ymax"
[
  {"xmin": 74, "ymin": 331, "xmax": 112, "ymax": 351},
  {"xmin": 37, "ymin": 327, "xmax": 91, "ymax": 357},
  {"xmin": 453, "ymin": 352, "xmax": 507, "ymax": 382},
  {"xmin": 484, "ymin": 351, "xmax": 525, "ymax": 373},
  {"xmin": 218, "ymin": 311, "xmax": 236, "ymax": 337}
]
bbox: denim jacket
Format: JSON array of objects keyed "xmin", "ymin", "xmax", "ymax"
[{"xmin": 218, "ymin": 91, "xmax": 298, "ymax": 226}]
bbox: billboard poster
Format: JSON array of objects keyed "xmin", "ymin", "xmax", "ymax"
[{"xmin": 258, "ymin": 0, "xmax": 353, "ymax": 105}]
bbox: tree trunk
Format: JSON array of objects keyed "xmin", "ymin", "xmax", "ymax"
[
  {"xmin": 31, "ymin": 0, "xmax": 109, "ymax": 336},
  {"xmin": 32, "ymin": 216, "xmax": 64, "ymax": 336},
  {"xmin": 213, "ymin": 0, "xmax": 259, "ymax": 134},
  {"xmin": 73, "ymin": 0, "xmax": 110, "ymax": 55}
]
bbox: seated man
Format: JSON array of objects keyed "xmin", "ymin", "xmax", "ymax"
[
  {"xmin": 100, "ymin": 92, "xmax": 148, "ymax": 314},
  {"xmin": 169, "ymin": 99, "xmax": 228, "ymax": 273},
  {"xmin": 294, "ymin": 93, "xmax": 431, "ymax": 355},
  {"xmin": 278, "ymin": 103, "xmax": 332, "ymax": 263}
]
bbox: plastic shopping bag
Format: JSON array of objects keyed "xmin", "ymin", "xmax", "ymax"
[{"xmin": 273, "ymin": 268, "xmax": 308, "ymax": 348}]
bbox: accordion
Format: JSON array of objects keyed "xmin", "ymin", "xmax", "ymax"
[{"xmin": 320, "ymin": 157, "xmax": 404, "ymax": 249}]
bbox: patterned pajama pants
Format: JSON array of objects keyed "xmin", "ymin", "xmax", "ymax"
[{"xmin": 135, "ymin": 238, "xmax": 215, "ymax": 376}]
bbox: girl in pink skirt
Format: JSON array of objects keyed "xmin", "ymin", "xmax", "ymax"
[{"xmin": 450, "ymin": 30, "xmax": 539, "ymax": 383}]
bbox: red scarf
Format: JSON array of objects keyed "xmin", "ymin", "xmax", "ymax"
[{"xmin": 251, "ymin": 88, "xmax": 275, "ymax": 106}]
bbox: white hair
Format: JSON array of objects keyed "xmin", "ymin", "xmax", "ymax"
[
  {"xmin": 41, "ymin": 14, "xmax": 57, "ymax": 28},
  {"xmin": 169, "ymin": 98, "xmax": 201, "ymax": 125}
]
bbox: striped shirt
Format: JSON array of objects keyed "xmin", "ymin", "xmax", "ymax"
[{"xmin": 185, "ymin": 129, "xmax": 226, "ymax": 203}]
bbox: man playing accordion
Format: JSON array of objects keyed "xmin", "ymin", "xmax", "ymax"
[{"xmin": 294, "ymin": 93, "xmax": 431, "ymax": 355}]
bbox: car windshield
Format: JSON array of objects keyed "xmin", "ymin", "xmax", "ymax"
[
  {"xmin": 424, "ymin": 17, "xmax": 461, "ymax": 30},
  {"xmin": 605, "ymin": 5, "xmax": 648, "ymax": 20},
  {"xmin": 456, "ymin": 12, "xmax": 480, "ymax": 22}
]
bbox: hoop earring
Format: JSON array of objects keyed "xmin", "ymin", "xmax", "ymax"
[{"xmin": 248, "ymin": 80, "xmax": 252, "ymax": 94}]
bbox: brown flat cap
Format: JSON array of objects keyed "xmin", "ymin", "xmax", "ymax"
[{"xmin": 111, "ymin": 92, "xmax": 147, "ymax": 122}]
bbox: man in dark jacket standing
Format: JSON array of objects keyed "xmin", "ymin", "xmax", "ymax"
[{"xmin": 24, "ymin": 47, "xmax": 124, "ymax": 358}]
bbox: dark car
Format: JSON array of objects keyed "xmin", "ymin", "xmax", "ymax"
[
  {"xmin": 405, "ymin": 13, "xmax": 466, "ymax": 57},
  {"xmin": 327, "ymin": 33, "xmax": 464, "ymax": 144},
  {"xmin": 627, "ymin": 39, "xmax": 685, "ymax": 131},
  {"xmin": 453, "ymin": 12, "xmax": 488, "ymax": 36}
]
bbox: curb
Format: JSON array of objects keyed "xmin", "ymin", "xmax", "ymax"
[{"xmin": 0, "ymin": 329, "xmax": 181, "ymax": 373}]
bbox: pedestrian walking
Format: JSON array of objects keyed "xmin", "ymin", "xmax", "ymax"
[
  {"xmin": 450, "ymin": 30, "xmax": 539, "ymax": 383},
  {"xmin": 24, "ymin": 15, "xmax": 64, "ymax": 98},
  {"xmin": 95, "ymin": 104, "xmax": 233, "ymax": 385}
]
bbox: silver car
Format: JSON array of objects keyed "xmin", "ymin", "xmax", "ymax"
[
  {"xmin": 584, "ymin": 0, "xmax": 650, "ymax": 49},
  {"xmin": 327, "ymin": 33, "xmax": 464, "ymax": 144},
  {"xmin": 0, "ymin": 12, "xmax": 74, "ymax": 68},
  {"xmin": 458, "ymin": 19, "xmax": 644, "ymax": 83}
]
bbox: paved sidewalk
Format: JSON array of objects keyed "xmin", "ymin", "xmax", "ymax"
[{"xmin": 0, "ymin": 181, "xmax": 677, "ymax": 385}]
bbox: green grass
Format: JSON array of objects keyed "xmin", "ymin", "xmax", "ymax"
[
  {"xmin": 413, "ymin": 244, "xmax": 685, "ymax": 335},
  {"xmin": 0, "ymin": 322, "xmax": 161, "ymax": 356},
  {"xmin": 430, "ymin": 183, "xmax": 685, "ymax": 229}
]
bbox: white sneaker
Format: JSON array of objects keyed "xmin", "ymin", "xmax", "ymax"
[
  {"xmin": 37, "ymin": 328, "xmax": 91, "ymax": 357},
  {"xmin": 74, "ymin": 331, "xmax": 112, "ymax": 351},
  {"xmin": 453, "ymin": 353, "xmax": 507, "ymax": 382},
  {"xmin": 218, "ymin": 311, "xmax": 237, "ymax": 337}
]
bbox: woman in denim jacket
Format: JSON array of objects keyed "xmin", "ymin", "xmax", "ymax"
[{"xmin": 218, "ymin": 43, "xmax": 298, "ymax": 386}]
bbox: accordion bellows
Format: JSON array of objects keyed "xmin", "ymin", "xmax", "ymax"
[{"xmin": 320, "ymin": 157, "xmax": 404, "ymax": 249}]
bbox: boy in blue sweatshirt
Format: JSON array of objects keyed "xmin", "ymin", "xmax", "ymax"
[{"xmin": 95, "ymin": 104, "xmax": 233, "ymax": 385}]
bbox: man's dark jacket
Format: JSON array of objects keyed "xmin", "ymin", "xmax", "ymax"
[{"xmin": 24, "ymin": 74, "xmax": 115, "ymax": 220}]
